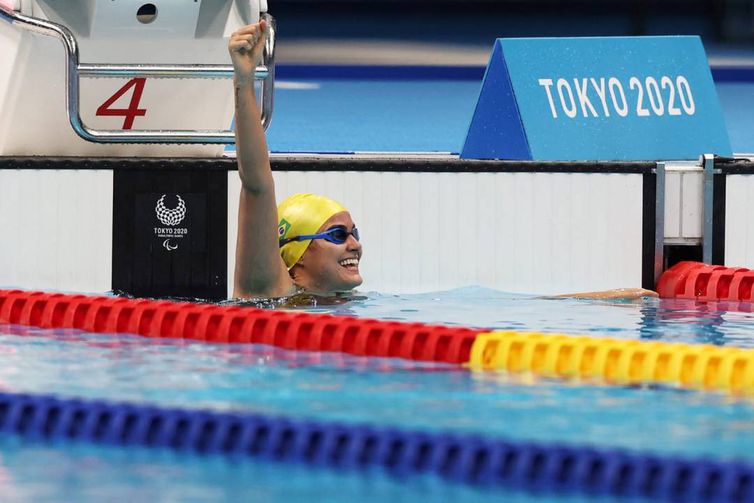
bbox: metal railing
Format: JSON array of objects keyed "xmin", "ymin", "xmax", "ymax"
[{"xmin": 0, "ymin": 5, "xmax": 275, "ymax": 144}]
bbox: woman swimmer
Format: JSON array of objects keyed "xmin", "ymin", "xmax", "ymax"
[
  {"xmin": 228, "ymin": 21, "xmax": 655, "ymax": 301},
  {"xmin": 229, "ymin": 20, "xmax": 362, "ymax": 299}
]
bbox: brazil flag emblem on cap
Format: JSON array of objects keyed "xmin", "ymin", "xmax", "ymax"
[{"xmin": 278, "ymin": 219, "xmax": 292, "ymax": 240}]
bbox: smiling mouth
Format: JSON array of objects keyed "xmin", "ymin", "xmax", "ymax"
[{"xmin": 339, "ymin": 258, "xmax": 359, "ymax": 269}]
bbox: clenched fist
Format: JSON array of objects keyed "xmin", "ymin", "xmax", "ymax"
[{"xmin": 229, "ymin": 20, "xmax": 269, "ymax": 84}]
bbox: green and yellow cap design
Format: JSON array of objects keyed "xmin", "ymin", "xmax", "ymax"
[{"xmin": 277, "ymin": 193, "xmax": 347, "ymax": 268}]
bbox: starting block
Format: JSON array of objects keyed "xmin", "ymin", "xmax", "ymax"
[
  {"xmin": 0, "ymin": 0, "xmax": 274, "ymax": 157},
  {"xmin": 461, "ymin": 36, "xmax": 732, "ymax": 161}
]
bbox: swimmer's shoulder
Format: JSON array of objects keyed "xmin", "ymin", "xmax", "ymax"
[{"xmin": 233, "ymin": 275, "xmax": 298, "ymax": 300}]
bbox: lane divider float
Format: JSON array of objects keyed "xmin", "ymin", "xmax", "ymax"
[
  {"xmin": 0, "ymin": 289, "xmax": 478, "ymax": 364},
  {"xmin": 657, "ymin": 261, "xmax": 754, "ymax": 303},
  {"xmin": 469, "ymin": 331, "xmax": 754, "ymax": 396},
  {"xmin": 1, "ymin": 390, "xmax": 753, "ymax": 502},
  {"xmin": 3, "ymin": 289, "xmax": 754, "ymax": 397}
]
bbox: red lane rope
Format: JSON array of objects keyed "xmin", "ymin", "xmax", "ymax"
[
  {"xmin": 0, "ymin": 290, "xmax": 478, "ymax": 364},
  {"xmin": 657, "ymin": 261, "xmax": 754, "ymax": 302}
]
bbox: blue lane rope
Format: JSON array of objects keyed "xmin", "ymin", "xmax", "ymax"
[{"xmin": 0, "ymin": 392, "xmax": 753, "ymax": 501}]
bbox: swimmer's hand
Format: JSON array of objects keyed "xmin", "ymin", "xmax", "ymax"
[
  {"xmin": 229, "ymin": 20, "xmax": 269, "ymax": 84},
  {"xmin": 550, "ymin": 288, "xmax": 659, "ymax": 300}
]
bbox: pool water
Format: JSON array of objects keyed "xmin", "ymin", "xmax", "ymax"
[
  {"xmin": 0, "ymin": 440, "xmax": 592, "ymax": 503},
  {"xmin": 325, "ymin": 287, "xmax": 754, "ymax": 346},
  {"xmin": 1, "ymin": 289, "xmax": 754, "ymax": 501}
]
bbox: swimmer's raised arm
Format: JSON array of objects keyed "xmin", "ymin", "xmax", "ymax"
[{"xmin": 229, "ymin": 21, "xmax": 294, "ymax": 298}]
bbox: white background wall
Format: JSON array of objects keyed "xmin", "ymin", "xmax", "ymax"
[
  {"xmin": 664, "ymin": 167, "xmax": 703, "ymax": 241},
  {"xmin": 0, "ymin": 169, "xmax": 112, "ymax": 293},
  {"xmin": 726, "ymin": 174, "xmax": 754, "ymax": 268}
]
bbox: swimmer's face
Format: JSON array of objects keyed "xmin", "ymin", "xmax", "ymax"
[{"xmin": 296, "ymin": 211, "xmax": 363, "ymax": 293}]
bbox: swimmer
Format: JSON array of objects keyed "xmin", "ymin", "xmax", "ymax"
[
  {"xmin": 228, "ymin": 21, "xmax": 655, "ymax": 301},
  {"xmin": 229, "ymin": 20, "xmax": 362, "ymax": 298}
]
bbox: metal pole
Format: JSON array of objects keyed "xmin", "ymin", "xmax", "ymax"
[
  {"xmin": 702, "ymin": 153, "xmax": 715, "ymax": 264},
  {"xmin": 654, "ymin": 162, "xmax": 666, "ymax": 286},
  {"xmin": 78, "ymin": 64, "xmax": 269, "ymax": 80}
]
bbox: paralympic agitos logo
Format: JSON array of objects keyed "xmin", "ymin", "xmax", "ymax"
[
  {"xmin": 153, "ymin": 194, "xmax": 188, "ymax": 251},
  {"xmin": 156, "ymin": 194, "xmax": 186, "ymax": 226}
]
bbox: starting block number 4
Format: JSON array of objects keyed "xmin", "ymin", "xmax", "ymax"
[
  {"xmin": 462, "ymin": 36, "xmax": 732, "ymax": 161},
  {"xmin": 96, "ymin": 78, "xmax": 147, "ymax": 130}
]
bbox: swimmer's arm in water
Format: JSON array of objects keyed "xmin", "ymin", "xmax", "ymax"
[
  {"xmin": 230, "ymin": 21, "xmax": 294, "ymax": 298},
  {"xmin": 549, "ymin": 288, "xmax": 658, "ymax": 300}
]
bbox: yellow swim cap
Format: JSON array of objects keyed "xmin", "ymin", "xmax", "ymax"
[{"xmin": 277, "ymin": 193, "xmax": 347, "ymax": 268}]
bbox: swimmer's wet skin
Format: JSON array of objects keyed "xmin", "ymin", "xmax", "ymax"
[{"xmin": 549, "ymin": 288, "xmax": 659, "ymax": 300}]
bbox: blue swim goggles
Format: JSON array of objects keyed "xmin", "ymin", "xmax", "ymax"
[{"xmin": 279, "ymin": 225, "xmax": 360, "ymax": 247}]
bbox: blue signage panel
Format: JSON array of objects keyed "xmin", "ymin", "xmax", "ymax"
[{"xmin": 461, "ymin": 36, "xmax": 732, "ymax": 161}]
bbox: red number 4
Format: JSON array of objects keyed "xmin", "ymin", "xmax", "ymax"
[{"xmin": 96, "ymin": 78, "xmax": 147, "ymax": 129}]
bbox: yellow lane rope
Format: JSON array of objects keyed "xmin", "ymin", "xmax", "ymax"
[{"xmin": 468, "ymin": 331, "xmax": 754, "ymax": 396}]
